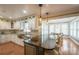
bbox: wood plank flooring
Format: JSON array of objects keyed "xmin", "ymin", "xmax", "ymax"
[
  {"xmin": 0, "ymin": 36, "xmax": 79, "ymax": 55},
  {"xmin": 0, "ymin": 41, "xmax": 24, "ymax": 55},
  {"xmin": 60, "ymin": 36, "xmax": 79, "ymax": 55}
]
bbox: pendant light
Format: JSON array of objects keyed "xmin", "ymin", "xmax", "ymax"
[
  {"xmin": 46, "ymin": 12, "xmax": 48, "ymax": 23},
  {"xmin": 38, "ymin": 4, "xmax": 43, "ymax": 25}
]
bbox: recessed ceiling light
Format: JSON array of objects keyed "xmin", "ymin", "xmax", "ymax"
[
  {"xmin": 23, "ymin": 10, "xmax": 27, "ymax": 14},
  {"xmin": 18, "ymin": 16, "xmax": 20, "ymax": 18},
  {"xmin": 9, "ymin": 16, "xmax": 12, "ymax": 19},
  {"xmin": 0, "ymin": 16, "xmax": 3, "ymax": 18}
]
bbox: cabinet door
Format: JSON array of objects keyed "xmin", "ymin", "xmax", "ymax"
[{"xmin": 25, "ymin": 44, "xmax": 36, "ymax": 55}]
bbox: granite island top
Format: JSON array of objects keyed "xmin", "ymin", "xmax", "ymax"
[{"xmin": 24, "ymin": 39, "xmax": 56, "ymax": 50}]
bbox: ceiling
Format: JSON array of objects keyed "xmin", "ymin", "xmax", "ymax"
[{"xmin": 0, "ymin": 4, "xmax": 79, "ymax": 20}]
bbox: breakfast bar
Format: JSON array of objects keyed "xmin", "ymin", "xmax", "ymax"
[{"xmin": 24, "ymin": 38, "xmax": 56, "ymax": 55}]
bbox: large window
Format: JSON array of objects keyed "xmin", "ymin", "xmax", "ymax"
[
  {"xmin": 78, "ymin": 21, "xmax": 79, "ymax": 39},
  {"xmin": 20, "ymin": 21, "xmax": 25, "ymax": 30},
  {"xmin": 55, "ymin": 24, "xmax": 61, "ymax": 33},
  {"xmin": 73, "ymin": 22, "xmax": 77, "ymax": 37},
  {"xmin": 41, "ymin": 21, "xmax": 48, "ymax": 43},
  {"xmin": 49, "ymin": 23, "xmax": 68, "ymax": 35},
  {"xmin": 61, "ymin": 23, "xmax": 68, "ymax": 35},
  {"xmin": 70, "ymin": 20, "xmax": 78, "ymax": 39},
  {"xmin": 24, "ymin": 22, "xmax": 29, "ymax": 32},
  {"xmin": 49, "ymin": 24, "xmax": 54, "ymax": 34},
  {"xmin": 16, "ymin": 16, "xmax": 36, "ymax": 32},
  {"xmin": 42, "ymin": 16, "xmax": 79, "ymax": 41},
  {"xmin": 70, "ymin": 22, "xmax": 73, "ymax": 36}
]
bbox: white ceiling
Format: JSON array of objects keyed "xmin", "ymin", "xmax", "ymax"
[{"xmin": 0, "ymin": 4, "xmax": 79, "ymax": 20}]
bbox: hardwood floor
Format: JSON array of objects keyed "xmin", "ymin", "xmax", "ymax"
[
  {"xmin": 60, "ymin": 36, "xmax": 79, "ymax": 55},
  {"xmin": 0, "ymin": 36, "xmax": 79, "ymax": 55},
  {"xmin": 0, "ymin": 41, "xmax": 24, "ymax": 55}
]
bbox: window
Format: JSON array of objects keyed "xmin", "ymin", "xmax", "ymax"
[
  {"xmin": 19, "ymin": 16, "xmax": 36, "ymax": 32},
  {"xmin": 55, "ymin": 24, "xmax": 60, "ymax": 33},
  {"xmin": 40, "ymin": 16, "xmax": 79, "ymax": 43},
  {"xmin": 61, "ymin": 23, "xmax": 68, "ymax": 35},
  {"xmin": 20, "ymin": 21, "xmax": 25, "ymax": 30},
  {"xmin": 24, "ymin": 22, "xmax": 30, "ymax": 32},
  {"xmin": 14, "ymin": 21, "xmax": 20, "ymax": 29},
  {"xmin": 49, "ymin": 24, "xmax": 55, "ymax": 40},
  {"xmin": 41, "ymin": 21, "xmax": 48, "ymax": 43},
  {"xmin": 78, "ymin": 21, "xmax": 79, "ymax": 39},
  {"xmin": 49, "ymin": 24, "xmax": 54, "ymax": 34},
  {"xmin": 27, "ymin": 18, "xmax": 35, "ymax": 30},
  {"xmin": 73, "ymin": 22, "xmax": 77, "ymax": 37},
  {"xmin": 70, "ymin": 22, "xmax": 73, "ymax": 36},
  {"xmin": 70, "ymin": 21, "xmax": 77, "ymax": 38}
]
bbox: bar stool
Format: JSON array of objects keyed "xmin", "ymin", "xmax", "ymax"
[{"xmin": 53, "ymin": 33, "xmax": 63, "ymax": 55}]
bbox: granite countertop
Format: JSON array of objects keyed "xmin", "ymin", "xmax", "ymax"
[
  {"xmin": 0, "ymin": 29, "xmax": 22, "ymax": 34},
  {"xmin": 24, "ymin": 39, "xmax": 56, "ymax": 49}
]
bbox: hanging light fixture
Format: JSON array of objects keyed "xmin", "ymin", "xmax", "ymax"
[
  {"xmin": 46, "ymin": 12, "xmax": 48, "ymax": 23},
  {"xmin": 38, "ymin": 4, "xmax": 43, "ymax": 25}
]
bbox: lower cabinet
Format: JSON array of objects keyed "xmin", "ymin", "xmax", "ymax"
[{"xmin": 25, "ymin": 44, "xmax": 36, "ymax": 55}]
